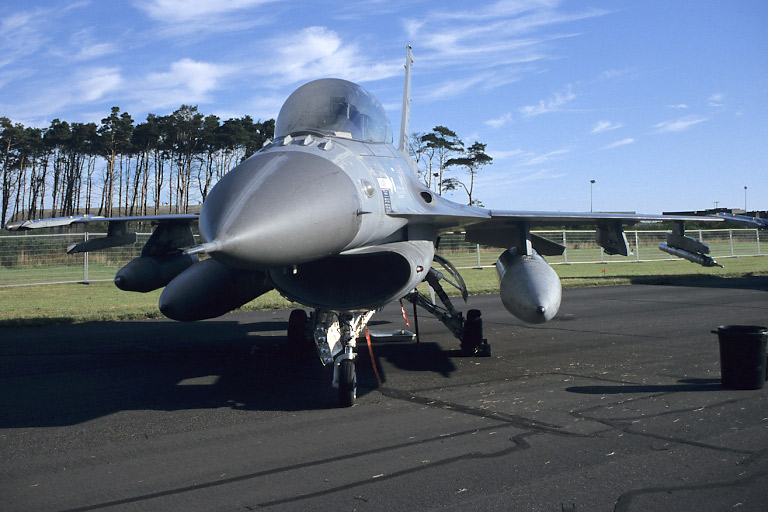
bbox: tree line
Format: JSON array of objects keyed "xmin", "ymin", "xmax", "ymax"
[
  {"xmin": 0, "ymin": 106, "xmax": 274, "ymax": 227},
  {"xmin": 1, "ymin": 110, "xmax": 490, "ymax": 229},
  {"xmin": 410, "ymin": 126, "xmax": 492, "ymax": 207}
]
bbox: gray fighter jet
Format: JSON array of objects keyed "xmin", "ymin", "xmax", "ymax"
[{"xmin": 6, "ymin": 48, "xmax": 722, "ymax": 406}]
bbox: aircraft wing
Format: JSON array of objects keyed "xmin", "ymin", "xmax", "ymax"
[
  {"xmin": 391, "ymin": 208, "xmax": 723, "ymax": 266},
  {"xmin": 480, "ymin": 210, "xmax": 717, "ymax": 226},
  {"xmin": 456, "ymin": 209, "xmax": 724, "ymax": 266},
  {"xmin": 5, "ymin": 214, "xmax": 199, "ymax": 255},
  {"xmin": 5, "ymin": 213, "xmax": 198, "ymax": 231}
]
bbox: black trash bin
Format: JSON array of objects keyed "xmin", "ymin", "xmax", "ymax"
[{"xmin": 712, "ymin": 325, "xmax": 767, "ymax": 390}]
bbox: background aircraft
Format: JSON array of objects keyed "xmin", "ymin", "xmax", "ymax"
[
  {"xmin": 6, "ymin": 48, "xmax": 722, "ymax": 406},
  {"xmin": 714, "ymin": 212, "xmax": 768, "ymax": 229}
]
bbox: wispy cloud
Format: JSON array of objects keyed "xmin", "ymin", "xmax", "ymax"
[
  {"xmin": 653, "ymin": 116, "xmax": 707, "ymax": 133},
  {"xmin": 591, "ymin": 120, "xmax": 622, "ymax": 134},
  {"xmin": 0, "ymin": 9, "xmax": 53, "ymax": 69},
  {"xmin": 485, "ymin": 112, "xmax": 515, "ymax": 129},
  {"xmin": 134, "ymin": 0, "xmax": 274, "ymax": 23},
  {"xmin": 483, "ymin": 145, "xmax": 570, "ymax": 168},
  {"xmin": 512, "ymin": 169, "xmax": 568, "ymax": 184},
  {"xmin": 667, "ymin": 104, "xmax": 688, "ymax": 109},
  {"xmin": 74, "ymin": 42, "xmax": 119, "ymax": 61},
  {"xmin": 603, "ymin": 138, "xmax": 635, "ymax": 150},
  {"xmin": 402, "ymin": 2, "xmax": 608, "ymax": 95},
  {"xmin": 133, "ymin": 0, "xmax": 279, "ymax": 36},
  {"xmin": 480, "ymin": 168, "xmax": 568, "ymax": 189},
  {"xmin": 132, "ymin": 58, "xmax": 234, "ymax": 109},
  {"xmin": 77, "ymin": 67, "xmax": 123, "ymax": 101},
  {"xmin": 488, "ymin": 148, "xmax": 525, "ymax": 160},
  {"xmin": 518, "ymin": 147, "xmax": 571, "ymax": 166},
  {"xmin": 420, "ymin": 75, "xmax": 488, "ymax": 102},
  {"xmin": 520, "ymin": 85, "xmax": 575, "ymax": 117},
  {"xmin": 595, "ymin": 68, "xmax": 628, "ymax": 81},
  {"xmin": 263, "ymin": 27, "xmax": 400, "ymax": 86},
  {"xmin": 475, "ymin": 168, "xmax": 567, "ymax": 191},
  {"xmin": 707, "ymin": 92, "xmax": 725, "ymax": 107},
  {"xmin": 0, "ymin": 64, "xmax": 123, "ymax": 126}
]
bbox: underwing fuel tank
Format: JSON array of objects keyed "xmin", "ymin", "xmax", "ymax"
[
  {"xmin": 114, "ymin": 253, "xmax": 198, "ymax": 293},
  {"xmin": 159, "ymin": 258, "xmax": 273, "ymax": 321},
  {"xmin": 496, "ymin": 248, "xmax": 562, "ymax": 324}
]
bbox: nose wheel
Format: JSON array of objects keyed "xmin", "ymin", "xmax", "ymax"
[
  {"xmin": 337, "ymin": 358, "xmax": 357, "ymax": 407},
  {"xmin": 297, "ymin": 309, "xmax": 373, "ymax": 407}
]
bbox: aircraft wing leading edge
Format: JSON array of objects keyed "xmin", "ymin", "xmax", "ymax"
[{"xmin": 6, "ymin": 213, "xmax": 199, "ymax": 231}]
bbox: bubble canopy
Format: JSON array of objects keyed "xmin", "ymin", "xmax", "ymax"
[{"xmin": 275, "ymin": 78, "xmax": 393, "ymax": 144}]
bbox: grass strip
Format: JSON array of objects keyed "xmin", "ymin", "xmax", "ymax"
[{"xmin": 1, "ymin": 256, "xmax": 765, "ymax": 327}]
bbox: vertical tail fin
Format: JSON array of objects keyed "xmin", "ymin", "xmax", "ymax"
[{"xmin": 397, "ymin": 45, "xmax": 413, "ymax": 156}]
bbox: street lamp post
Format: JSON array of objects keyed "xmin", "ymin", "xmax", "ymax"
[{"xmin": 590, "ymin": 180, "xmax": 596, "ymax": 212}]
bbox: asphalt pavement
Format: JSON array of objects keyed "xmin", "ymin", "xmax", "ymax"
[{"xmin": 1, "ymin": 276, "xmax": 767, "ymax": 511}]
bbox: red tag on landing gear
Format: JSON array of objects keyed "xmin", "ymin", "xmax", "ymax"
[{"xmin": 399, "ymin": 299, "xmax": 411, "ymax": 327}]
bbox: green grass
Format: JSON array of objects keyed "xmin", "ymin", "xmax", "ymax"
[
  {"xmin": 442, "ymin": 255, "xmax": 768, "ymax": 295},
  {"xmin": 0, "ymin": 285, "xmax": 299, "ymax": 327},
  {"xmin": 1, "ymin": 256, "xmax": 766, "ymax": 327}
]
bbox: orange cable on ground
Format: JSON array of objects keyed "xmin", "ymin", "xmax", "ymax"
[{"xmin": 365, "ymin": 328, "xmax": 383, "ymax": 388}]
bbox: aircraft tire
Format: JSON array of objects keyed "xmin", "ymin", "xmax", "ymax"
[
  {"xmin": 461, "ymin": 309, "xmax": 483, "ymax": 355},
  {"xmin": 338, "ymin": 359, "xmax": 356, "ymax": 407},
  {"xmin": 287, "ymin": 309, "xmax": 311, "ymax": 357}
]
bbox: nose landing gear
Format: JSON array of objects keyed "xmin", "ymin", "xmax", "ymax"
[{"xmin": 287, "ymin": 309, "xmax": 375, "ymax": 407}]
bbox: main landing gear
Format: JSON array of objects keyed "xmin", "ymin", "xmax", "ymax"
[{"xmin": 405, "ymin": 254, "xmax": 491, "ymax": 357}]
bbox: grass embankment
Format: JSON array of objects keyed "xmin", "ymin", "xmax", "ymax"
[{"xmin": 1, "ymin": 257, "xmax": 765, "ymax": 327}]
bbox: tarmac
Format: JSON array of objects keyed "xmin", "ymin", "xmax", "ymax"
[{"xmin": 1, "ymin": 276, "xmax": 767, "ymax": 511}]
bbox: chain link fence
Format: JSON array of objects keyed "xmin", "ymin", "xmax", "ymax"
[
  {"xmin": 436, "ymin": 229, "xmax": 763, "ymax": 268},
  {"xmin": 0, "ymin": 229, "xmax": 763, "ymax": 287},
  {"xmin": 0, "ymin": 233, "xmax": 156, "ymax": 287}
]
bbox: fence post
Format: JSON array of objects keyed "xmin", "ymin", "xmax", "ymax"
[
  {"xmin": 83, "ymin": 232, "xmax": 89, "ymax": 284},
  {"xmin": 476, "ymin": 244, "xmax": 480, "ymax": 267},
  {"xmin": 634, "ymin": 231, "xmax": 640, "ymax": 261},
  {"xmin": 729, "ymin": 229, "xmax": 734, "ymax": 257},
  {"xmin": 562, "ymin": 230, "xmax": 567, "ymax": 264},
  {"xmin": 757, "ymin": 229, "xmax": 761, "ymax": 256}
]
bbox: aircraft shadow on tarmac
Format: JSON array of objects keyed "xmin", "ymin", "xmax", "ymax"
[
  {"xmin": 565, "ymin": 378, "xmax": 724, "ymax": 395},
  {"xmin": 0, "ymin": 317, "xmax": 457, "ymax": 428}
]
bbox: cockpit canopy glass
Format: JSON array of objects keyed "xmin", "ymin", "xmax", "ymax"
[{"xmin": 275, "ymin": 79, "xmax": 393, "ymax": 143}]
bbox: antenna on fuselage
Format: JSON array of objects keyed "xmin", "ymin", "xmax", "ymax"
[{"xmin": 397, "ymin": 45, "xmax": 413, "ymax": 156}]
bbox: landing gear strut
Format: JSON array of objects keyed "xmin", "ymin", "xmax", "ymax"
[{"xmin": 405, "ymin": 255, "xmax": 491, "ymax": 357}]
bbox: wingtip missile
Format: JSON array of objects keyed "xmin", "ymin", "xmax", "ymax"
[{"xmin": 658, "ymin": 242, "xmax": 723, "ymax": 268}]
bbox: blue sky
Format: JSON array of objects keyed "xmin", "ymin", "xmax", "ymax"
[{"xmin": 2, "ymin": 0, "xmax": 766, "ymax": 214}]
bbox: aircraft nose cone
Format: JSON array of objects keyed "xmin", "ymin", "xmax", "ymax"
[{"xmin": 200, "ymin": 151, "xmax": 362, "ymax": 268}]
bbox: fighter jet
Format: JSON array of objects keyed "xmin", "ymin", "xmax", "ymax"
[
  {"xmin": 713, "ymin": 212, "xmax": 768, "ymax": 229},
  {"xmin": 6, "ymin": 47, "xmax": 722, "ymax": 406}
]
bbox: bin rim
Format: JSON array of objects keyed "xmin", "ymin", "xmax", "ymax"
[{"xmin": 711, "ymin": 325, "xmax": 768, "ymax": 335}]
